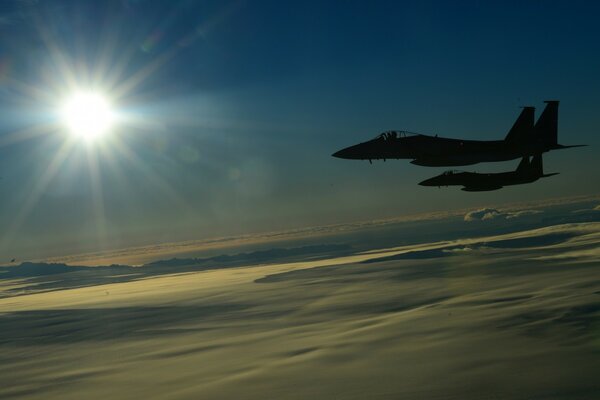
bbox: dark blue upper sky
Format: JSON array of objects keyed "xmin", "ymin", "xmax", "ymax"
[{"xmin": 0, "ymin": 0, "xmax": 598, "ymax": 260}]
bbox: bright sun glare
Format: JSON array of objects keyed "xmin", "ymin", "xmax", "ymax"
[{"xmin": 61, "ymin": 91, "xmax": 114, "ymax": 140}]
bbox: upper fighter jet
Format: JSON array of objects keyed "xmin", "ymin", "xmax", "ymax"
[
  {"xmin": 418, "ymin": 154, "xmax": 557, "ymax": 191},
  {"xmin": 332, "ymin": 101, "xmax": 585, "ymax": 166}
]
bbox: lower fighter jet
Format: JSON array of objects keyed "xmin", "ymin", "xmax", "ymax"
[{"xmin": 418, "ymin": 154, "xmax": 557, "ymax": 191}]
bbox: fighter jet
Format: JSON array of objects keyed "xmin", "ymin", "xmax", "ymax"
[
  {"xmin": 418, "ymin": 154, "xmax": 557, "ymax": 192},
  {"xmin": 332, "ymin": 101, "xmax": 585, "ymax": 166}
]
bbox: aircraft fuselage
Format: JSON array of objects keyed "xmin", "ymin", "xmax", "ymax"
[
  {"xmin": 332, "ymin": 101, "xmax": 585, "ymax": 167},
  {"xmin": 418, "ymin": 154, "xmax": 559, "ymax": 191},
  {"xmin": 332, "ymin": 134, "xmax": 554, "ymax": 167},
  {"xmin": 419, "ymin": 170, "xmax": 540, "ymax": 191}
]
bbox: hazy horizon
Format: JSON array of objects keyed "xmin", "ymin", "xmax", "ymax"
[{"xmin": 6, "ymin": 193, "xmax": 599, "ymax": 265}]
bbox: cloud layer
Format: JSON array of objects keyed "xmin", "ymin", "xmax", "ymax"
[
  {"xmin": 464, "ymin": 208, "xmax": 543, "ymax": 221},
  {"xmin": 1, "ymin": 220, "xmax": 600, "ymax": 399}
]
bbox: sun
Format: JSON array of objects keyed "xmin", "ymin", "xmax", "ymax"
[{"xmin": 61, "ymin": 91, "xmax": 114, "ymax": 140}]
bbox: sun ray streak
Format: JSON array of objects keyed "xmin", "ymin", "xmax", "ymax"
[
  {"xmin": 100, "ymin": 38, "xmax": 146, "ymax": 95},
  {"xmin": 6, "ymin": 78, "xmax": 58, "ymax": 105},
  {"xmin": 32, "ymin": 13, "xmax": 78, "ymax": 90},
  {"xmin": 0, "ymin": 139, "xmax": 76, "ymax": 255},
  {"xmin": 0, "ymin": 123, "xmax": 59, "ymax": 148},
  {"xmin": 92, "ymin": 14, "xmax": 126, "ymax": 89},
  {"xmin": 86, "ymin": 147, "xmax": 107, "ymax": 252},
  {"xmin": 111, "ymin": 46, "xmax": 180, "ymax": 100},
  {"xmin": 110, "ymin": 134, "xmax": 195, "ymax": 215}
]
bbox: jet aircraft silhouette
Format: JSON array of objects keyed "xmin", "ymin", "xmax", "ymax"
[
  {"xmin": 418, "ymin": 154, "xmax": 557, "ymax": 192},
  {"xmin": 332, "ymin": 101, "xmax": 585, "ymax": 166}
]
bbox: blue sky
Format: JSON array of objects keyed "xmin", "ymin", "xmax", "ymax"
[{"xmin": 0, "ymin": 0, "xmax": 598, "ymax": 260}]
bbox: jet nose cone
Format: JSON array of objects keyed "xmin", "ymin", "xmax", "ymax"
[
  {"xmin": 332, "ymin": 149, "xmax": 345, "ymax": 158},
  {"xmin": 332, "ymin": 143, "xmax": 369, "ymax": 159},
  {"xmin": 419, "ymin": 177, "xmax": 438, "ymax": 186},
  {"xmin": 332, "ymin": 146, "xmax": 355, "ymax": 159}
]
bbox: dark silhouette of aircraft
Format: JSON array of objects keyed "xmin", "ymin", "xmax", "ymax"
[
  {"xmin": 418, "ymin": 154, "xmax": 558, "ymax": 191},
  {"xmin": 332, "ymin": 101, "xmax": 585, "ymax": 166}
]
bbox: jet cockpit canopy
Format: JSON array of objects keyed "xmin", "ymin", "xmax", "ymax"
[
  {"xmin": 374, "ymin": 130, "xmax": 420, "ymax": 141},
  {"xmin": 442, "ymin": 170, "xmax": 462, "ymax": 175}
]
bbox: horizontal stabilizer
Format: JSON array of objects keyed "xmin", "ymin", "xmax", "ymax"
[
  {"xmin": 542, "ymin": 172, "xmax": 560, "ymax": 178},
  {"xmin": 551, "ymin": 144, "xmax": 588, "ymax": 150}
]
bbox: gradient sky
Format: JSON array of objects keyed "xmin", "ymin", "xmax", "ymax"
[{"xmin": 0, "ymin": 0, "xmax": 599, "ymax": 260}]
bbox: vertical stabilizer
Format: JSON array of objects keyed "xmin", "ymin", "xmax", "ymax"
[
  {"xmin": 505, "ymin": 106, "xmax": 535, "ymax": 143},
  {"xmin": 530, "ymin": 154, "xmax": 543, "ymax": 175},
  {"xmin": 534, "ymin": 101, "xmax": 559, "ymax": 146},
  {"xmin": 516, "ymin": 156, "xmax": 530, "ymax": 173}
]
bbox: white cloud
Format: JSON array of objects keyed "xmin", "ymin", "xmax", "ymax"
[
  {"xmin": 464, "ymin": 208, "xmax": 502, "ymax": 221},
  {"xmin": 505, "ymin": 210, "xmax": 543, "ymax": 219},
  {"xmin": 443, "ymin": 246, "xmax": 475, "ymax": 253},
  {"xmin": 464, "ymin": 208, "xmax": 542, "ymax": 222}
]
